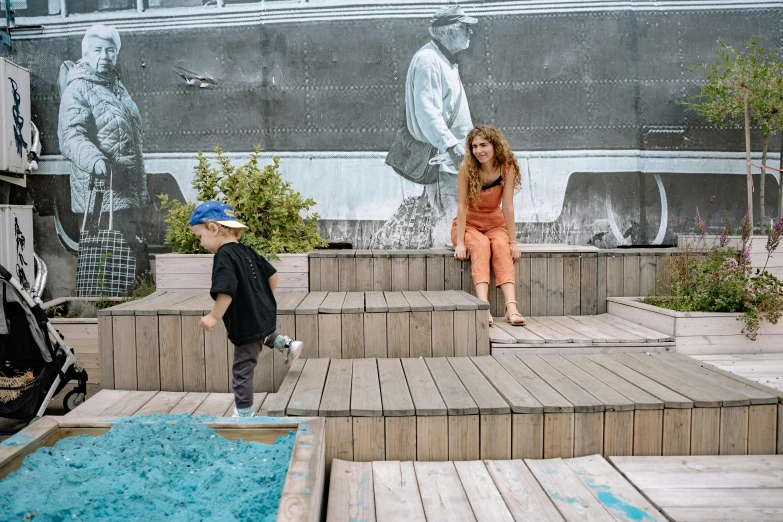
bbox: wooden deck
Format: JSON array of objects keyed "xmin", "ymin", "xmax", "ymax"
[
  {"xmin": 611, "ymin": 455, "xmax": 783, "ymax": 521},
  {"xmin": 327, "ymin": 454, "xmax": 667, "ymax": 522},
  {"xmin": 327, "ymin": 454, "xmax": 783, "ymax": 522},
  {"xmin": 265, "ymin": 353, "xmax": 783, "ymax": 464},
  {"xmin": 692, "ymin": 354, "xmax": 783, "ymax": 393},
  {"xmin": 489, "ymin": 313, "xmax": 674, "ymax": 353}
]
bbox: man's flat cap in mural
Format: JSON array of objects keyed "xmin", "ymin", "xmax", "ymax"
[
  {"xmin": 431, "ymin": 5, "xmax": 478, "ymax": 27},
  {"xmin": 189, "ymin": 201, "xmax": 249, "ymax": 230}
]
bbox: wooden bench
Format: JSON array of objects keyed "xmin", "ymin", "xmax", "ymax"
[
  {"xmin": 98, "ymin": 290, "xmax": 489, "ymax": 393},
  {"xmin": 266, "ymin": 353, "xmax": 782, "ymax": 468},
  {"xmin": 308, "ymin": 247, "xmax": 677, "ymax": 318},
  {"xmin": 326, "ymin": 455, "xmax": 667, "ymax": 522}
]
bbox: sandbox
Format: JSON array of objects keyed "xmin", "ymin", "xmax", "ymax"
[{"xmin": 0, "ymin": 415, "xmax": 325, "ymax": 521}]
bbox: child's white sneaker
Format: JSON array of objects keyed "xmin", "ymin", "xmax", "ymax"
[
  {"xmin": 232, "ymin": 406, "xmax": 255, "ymax": 418},
  {"xmin": 272, "ymin": 335, "xmax": 304, "ymax": 364}
]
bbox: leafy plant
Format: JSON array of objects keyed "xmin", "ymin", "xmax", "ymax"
[
  {"xmin": 159, "ymin": 147, "xmax": 327, "ymax": 258},
  {"xmin": 683, "ymin": 38, "xmax": 783, "ymax": 228},
  {"xmin": 127, "ymin": 270, "xmax": 157, "ymax": 301},
  {"xmin": 643, "ymin": 211, "xmax": 783, "ymax": 339}
]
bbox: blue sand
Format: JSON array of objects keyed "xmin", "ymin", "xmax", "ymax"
[
  {"xmin": 0, "ymin": 433, "xmax": 35, "ymax": 447},
  {"xmin": 0, "ymin": 414, "xmax": 295, "ymax": 521}
]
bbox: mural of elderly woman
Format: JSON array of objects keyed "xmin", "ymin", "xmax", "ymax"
[{"xmin": 57, "ymin": 23, "xmax": 149, "ymax": 274}]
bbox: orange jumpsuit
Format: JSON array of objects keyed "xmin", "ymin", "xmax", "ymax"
[{"xmin": 451, "ymin": 164, "xmax": 515, "ymax": 287}]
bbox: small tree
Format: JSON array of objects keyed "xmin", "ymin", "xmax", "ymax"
[
  {"xmin": 684, "ymin": 38, "xmax": 783, "ymax": 230},
  {"xmin": 159, "ymin": 147, "xmax": 327, "ymax": 257}
]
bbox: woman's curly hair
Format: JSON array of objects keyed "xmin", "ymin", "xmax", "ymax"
[{"xmin": 463, "ymin": 125, "xmax": 521, "ymax": 208}]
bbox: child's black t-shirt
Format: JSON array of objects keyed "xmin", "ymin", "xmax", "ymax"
[{"xmin": 210, "ymin": 242, "xmax": 277, "ymax": 346}]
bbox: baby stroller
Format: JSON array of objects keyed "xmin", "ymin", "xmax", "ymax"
[{"xmin": 0, "ymin": 263, "xmax": 88, "ymax": 419}]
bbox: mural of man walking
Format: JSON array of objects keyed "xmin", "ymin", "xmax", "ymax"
[
  {"xmin": 374, "ymin": 5, "xmax": 476, "ymax": 249},
  {"xmin": 58, "ymin": 23, "xmax": 150, "ymax": 295}
]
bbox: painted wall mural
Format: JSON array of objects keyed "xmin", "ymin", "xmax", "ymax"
[{"xmin": 2, "ymin": 0, "xmax": 782, "ymax": 298}]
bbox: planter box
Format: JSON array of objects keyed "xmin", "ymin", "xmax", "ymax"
[
  {"xmin": 607, "ymin": 296, "xmax": 783, "ymax": 355},
  {"xmin": 677, "ymin": 234, "xmax": 783, "ymax": 279},
  {"xmin": 0, "ymin": 415, "xmax": 325, "ymax": 521},
  {"xmin": 155, "ymin": 253, "xmax": 308, "ymax": 293}
]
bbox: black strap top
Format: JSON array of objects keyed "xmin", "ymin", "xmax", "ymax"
[{"xmin": 481, "ymin": 174, "xmax": 503, "ymax": 191}]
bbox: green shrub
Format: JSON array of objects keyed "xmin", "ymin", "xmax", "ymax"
[{"xmin": 159, "ymin": 147, "xmax": 327, "ymax": 258}]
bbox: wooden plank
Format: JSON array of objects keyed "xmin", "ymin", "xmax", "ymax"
[
  {"xmin": 623, "ymin": 255, "xmax": 641, "ymax": 296},
  {"xmin": 341, "ymin": 291, "xmax": 365, "ymax": 314},
  {"xmin": 720, "ymin": 406, "xmax": 750, "ymax": 455},
  {"xmin": 351, "ymin": 358, "xmax": 382, "ymax": 417},
  {"xmin": 415, "ymin": 462, "xmax": 477, "ymax": 522},
  {"xmin": 159, "ymin": 315, "xmax": 184, "ymax": 392},
  {"xmin": 519, "ymin": 355, "xmax": 604, "ymax": 413},
  {"xmin": 267, "ymin": 358, "xmax": 306, "ymax": 416},
  {"xmin": 391, "ymin": 256, "xmax": 409, "ymax": 291},
  {"xmin": 494, "ymin": 355, "xmax": 573, "ymax": 413},
  {"xmin": 593, "ymin": 314, "xmax": 673, "ymax": 342},
  {"xmin": 608, "ymin": 455, "xmax": 783, "ymax": 489},
  {"xmin": 580, "ymin": 254, "xmax": 598, "ymax": 316},
  {"xmin": 409, "ymin": 256, "xmax": 427, "ymax": 290},
  {"xmin": 385, "ymin": 417, "xmax": 417, "ymax": 461},
  {"xmin": 481, "ymin": 414, "xmax": 512, "ymax": 459},
  {"xmin": 386, "ymin": 312, "xmax": 410, "ymax": 358},
  {"xmin": 526, "ymin": 458, "xmax": 616, "ymax": 521},
  {"xmin": 181, "ymin": 315, "xmax": 206, "ymax": 392},
  {"xmin": 444, "ymin": 256, "xmax": 462, "ymax": 290},
  {"xmin": 448, "ymin": 357, "xmax": 509, "ymax": 414},
  {"xmin": 533, "ymin": 316, "xmax": 594, "ymax": 344},
  {"xmin": 425, "ymin": 357, "xmax": 478, "ymax": 415},
  {"xmin": 295, "ymin": 291, "xmax": 328, "ymax": 315},
  {"xmin": 320, "ymin": 292, "xmax": 347, "ymax": 314},
  {"xmin": 204, "ymin": 320, "xmax": 229, "ymax": 392},
  {"xmin": 273, "ymin": 314, "xmax": 295, "ymax": 392},
  {"xmin": 353, "ymin": 417, "xmax": 385, "ymax": 461},
  {"xmin": 431, "ymin": 311, "xmax": 454, "ymax": 357},
  {"xmin": 662, "ymin": 408, "xmax": 692, "ymax": 456},
  {"xmin": 134, "ymin": 315, "xmax": 160, "ymax": 391},
  {"xmin": 544, "ymin": 355, "xmax": 635, "ymax": 411},
  {"xmin": 363, "ymin": 313, "xmax": 387, "ymax": 359},
  {"xmin": 530, "ymin": 256, "xmax": 548, "ymax": 316},
  {"xmin": 364, "ymin": 291, "xmax": 388, "ymax": 313},
  {"xmin": 287, "ymin": 358, "xmax": 330, "ymax": 416},
  {"xmin": 112, "ymin": 316, "xmax": 137, "ymax": 390},
  {"xmin": 633, "ymin": 409, "xmax": 663, "ymax": 456},
  {"xmin": 401, "ymin": 358, "xmax": 447, "ymax": 415},
  {"xmin": 544, "ymin": 412, "xmax": 576, "ymax": 458},
  {"xmin": 606, "ymin": 255, "xmax": 624, "ymax": 298},
  {"xmin": 295, "ymin": 315, "xmax": 319, "ymax": 360},
  {"xmin": 470, "ymin": 356, "xmax": 543, "ymax": 413},
  {"xmin": 643, "ymin": 488, "xmax": 783, "ymax": 509},
  {"xmin": 639, "ymin": 254, "xmax": 657, "ymax": 297},
  {"xmin": 485, "ymin": 460, "xmax": 564, "ymax": 521},
  {"xmin": 318, "ymin": 358, "xmax": 352, "ymax": 417},
  {"xmin": 326, "ymin": 460, "xmax": 376, "ymax": 522},
  {"xmin": 476, "ymin": 309, "xmax": 490, "ymax": 356},
  {"xmin": 448, "ymin": 415, "xmax": 480, "ymax": 461},
  {"xmin": 691, "ymin": 407, "xmax": 721, "ymax": 455},
  {"xmin": 356, "ymin": 256, "xmax": 374, "ymax": 291},
  {"xmin": 524, "ymin": 317, "xmax": 574, "ymax": 343},
  {"xmin": 410, "ymin": 311, "xmax": 433, "ymax": 358},
  {"xmin": 373, "ymin": 461, "xmax": 426, "ymax": 522},
  {"xmin": 426, "ymin": 256, "xmax": 445, "ymax": 291},
  {"xmin": 565, "ymin": 454, "xmax": 667, "ymax": 522},
  {"xmin": 98, "ymin": 314, "xmax": 114, "ymax": 389},
  {"xmin": 563, "ymin": 354, "xmax": 663, "ymax": 409},
  {"xmin": 320, "ymin": 257, "xmax": 340, "ymax": 292},
  {"xmin": 65, "ymin": 389, "xmax": 129, "ymax": 417},
  {"xmin": 417, "ymin": 416, "xmax": 449, "ymax": 461},
  {"xmin": 570, "ymin": 315, "xmax": 641, "ymax": 342},
  {"xmin": 373, "ymin": 257, "xmax": 392, "ymax": 291},
  {"xmin": 309, "ymin": 257, "xmax": 321, "ymax": 291},
  {"xmin": 748, "ymin": 404, "xmax": 778, "ymax": 455},
  {"xmin": 383, "ymin": 291, "xmax": 411, "ymax": 312},
  {"xmin": 563, "ymin": 254, "xmax": 581, "ymax": 315},
  {"xmin": 168, "ymin": 391, "xmax": 209, "ymax": 414},
  {"xmin": 378, "ymin": 358, "xmax": 415, "ymax": 416},
  {"xmin": 574, "ymin": 411, "xmax": 605, "ymax": 457},
  {"xmin": 661, "ymin": 506, "xmax": 783, "ymax": 521},
  {"xmin": 604, "ymin": 410, "xmax": 634, "ymax": 457},
  {"xmin": 515, "ymin": 255, "xmax": 532, "ymax": 317},
  {"xmin": 325, "ymin": 417, "xmax": 353, "ymax": 473},
  {"xmin": 513, "ymin": 412, "xmax": 545, "ymax": 459},
  {"xmin": 341, "ymin": 313, "xmax": 365, "ymax": 358},
  {"xmin": 546, "ymin": 255, "xmax": 565, "ymax": 316},
  {"xmin": 135, "ymin": 391, "xmax": 188, "ymax": 415},
  {"xmin": 597, "ymin": 255, "xmax": 608, "ymax": 314},
  {"xmin": 584, "ymin": 354, "xmax": 693, "ymax": 409},
  {"xmin": 276, "ymin": 291, "xmax": 308, "ymax": 315},
  {"xmin": 192, "ymin": 392, "xmax": 234, "ymax": 417},
  {"xmin": 679, "ymin": 354, "xmax": 783, "ymax": 401},
  {"xmin": 454, "ymin": 310, "xmax": 477, "ymax": 356},
  {"xmin": 454, "ymin": 461, "xmax": 514, "ymax": 522},
  {"xmin": 493, "ymin": 320, "xmax": 547, "ymax": 344},
  {"xmin": 318, "ymin": 314, "xmax": 342, "ymax": 359}
]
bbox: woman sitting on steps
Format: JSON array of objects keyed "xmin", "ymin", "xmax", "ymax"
[{"xmin": 451, "ymin": 125, "xmax": 526, "ymax": 326}]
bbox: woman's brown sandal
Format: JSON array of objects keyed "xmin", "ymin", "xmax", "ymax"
[{"xmin": 504, "ymin": 300, "xmax": 526, "ymax": 326}]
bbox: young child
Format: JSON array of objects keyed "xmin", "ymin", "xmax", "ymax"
[{"xmin": 190, "ymin": 201, "xmax": 302, "ymax": 418}]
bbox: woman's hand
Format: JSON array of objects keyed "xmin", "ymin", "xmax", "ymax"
[
  {"xmin": 510, "ymin": 242, "xmax": 522, "ymax": 262},
  {"xmin": 454, "ymin": 244, "xmax": 469, "ymax": 261}
]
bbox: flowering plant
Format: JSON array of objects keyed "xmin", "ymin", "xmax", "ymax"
[{"xmin": 643, "ymin": 209, "xmax": 783, "ymax": 339}]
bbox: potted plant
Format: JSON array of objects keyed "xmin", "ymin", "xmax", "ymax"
[
  {"xmin": 156, "ymin": 147, "xmax": 327, "ymax": 292},
  {"xmin": 609, "ymin": 211, "xmax": 783, "ymax": 354}
]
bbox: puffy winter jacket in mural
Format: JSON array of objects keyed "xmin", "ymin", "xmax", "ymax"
[{"xmin": 58, "ymin": 60, "xmax": 148, "ymax": 215}]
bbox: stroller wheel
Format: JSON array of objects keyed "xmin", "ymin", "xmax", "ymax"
[{"xmin": 63, "ymin": 390, "xmax": 86, "ymax": 413}]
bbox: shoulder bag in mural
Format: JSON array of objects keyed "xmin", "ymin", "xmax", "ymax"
[
  {"xmin": 385, "ymin": 80, "xmax": 463, "ymax": 185},
  {"xmin": 75, "ymin": 167, "xmax": 135, "ymax": 298}
]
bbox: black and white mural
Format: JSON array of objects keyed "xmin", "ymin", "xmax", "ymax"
[{"xmin": 3, "ymin": 0, "xmax": 782, "ymax": 296}]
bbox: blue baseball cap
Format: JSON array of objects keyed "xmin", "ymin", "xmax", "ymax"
[{"xmin": 189, "ymin": 201, "xmax": 248, "ymax": 230}]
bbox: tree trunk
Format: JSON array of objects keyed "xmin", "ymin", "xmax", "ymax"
[
  {"xmin": 761, "ymin": 133, "xmax": 768, "ymax": 232},
  {"xmin": 744, "ymin": 88, "xmax": 754, "ymax": 227}
]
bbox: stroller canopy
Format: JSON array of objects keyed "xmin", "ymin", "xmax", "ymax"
[{"xmin": 1, "ymin": 279, "xmax": 52, "ymax": 363}]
